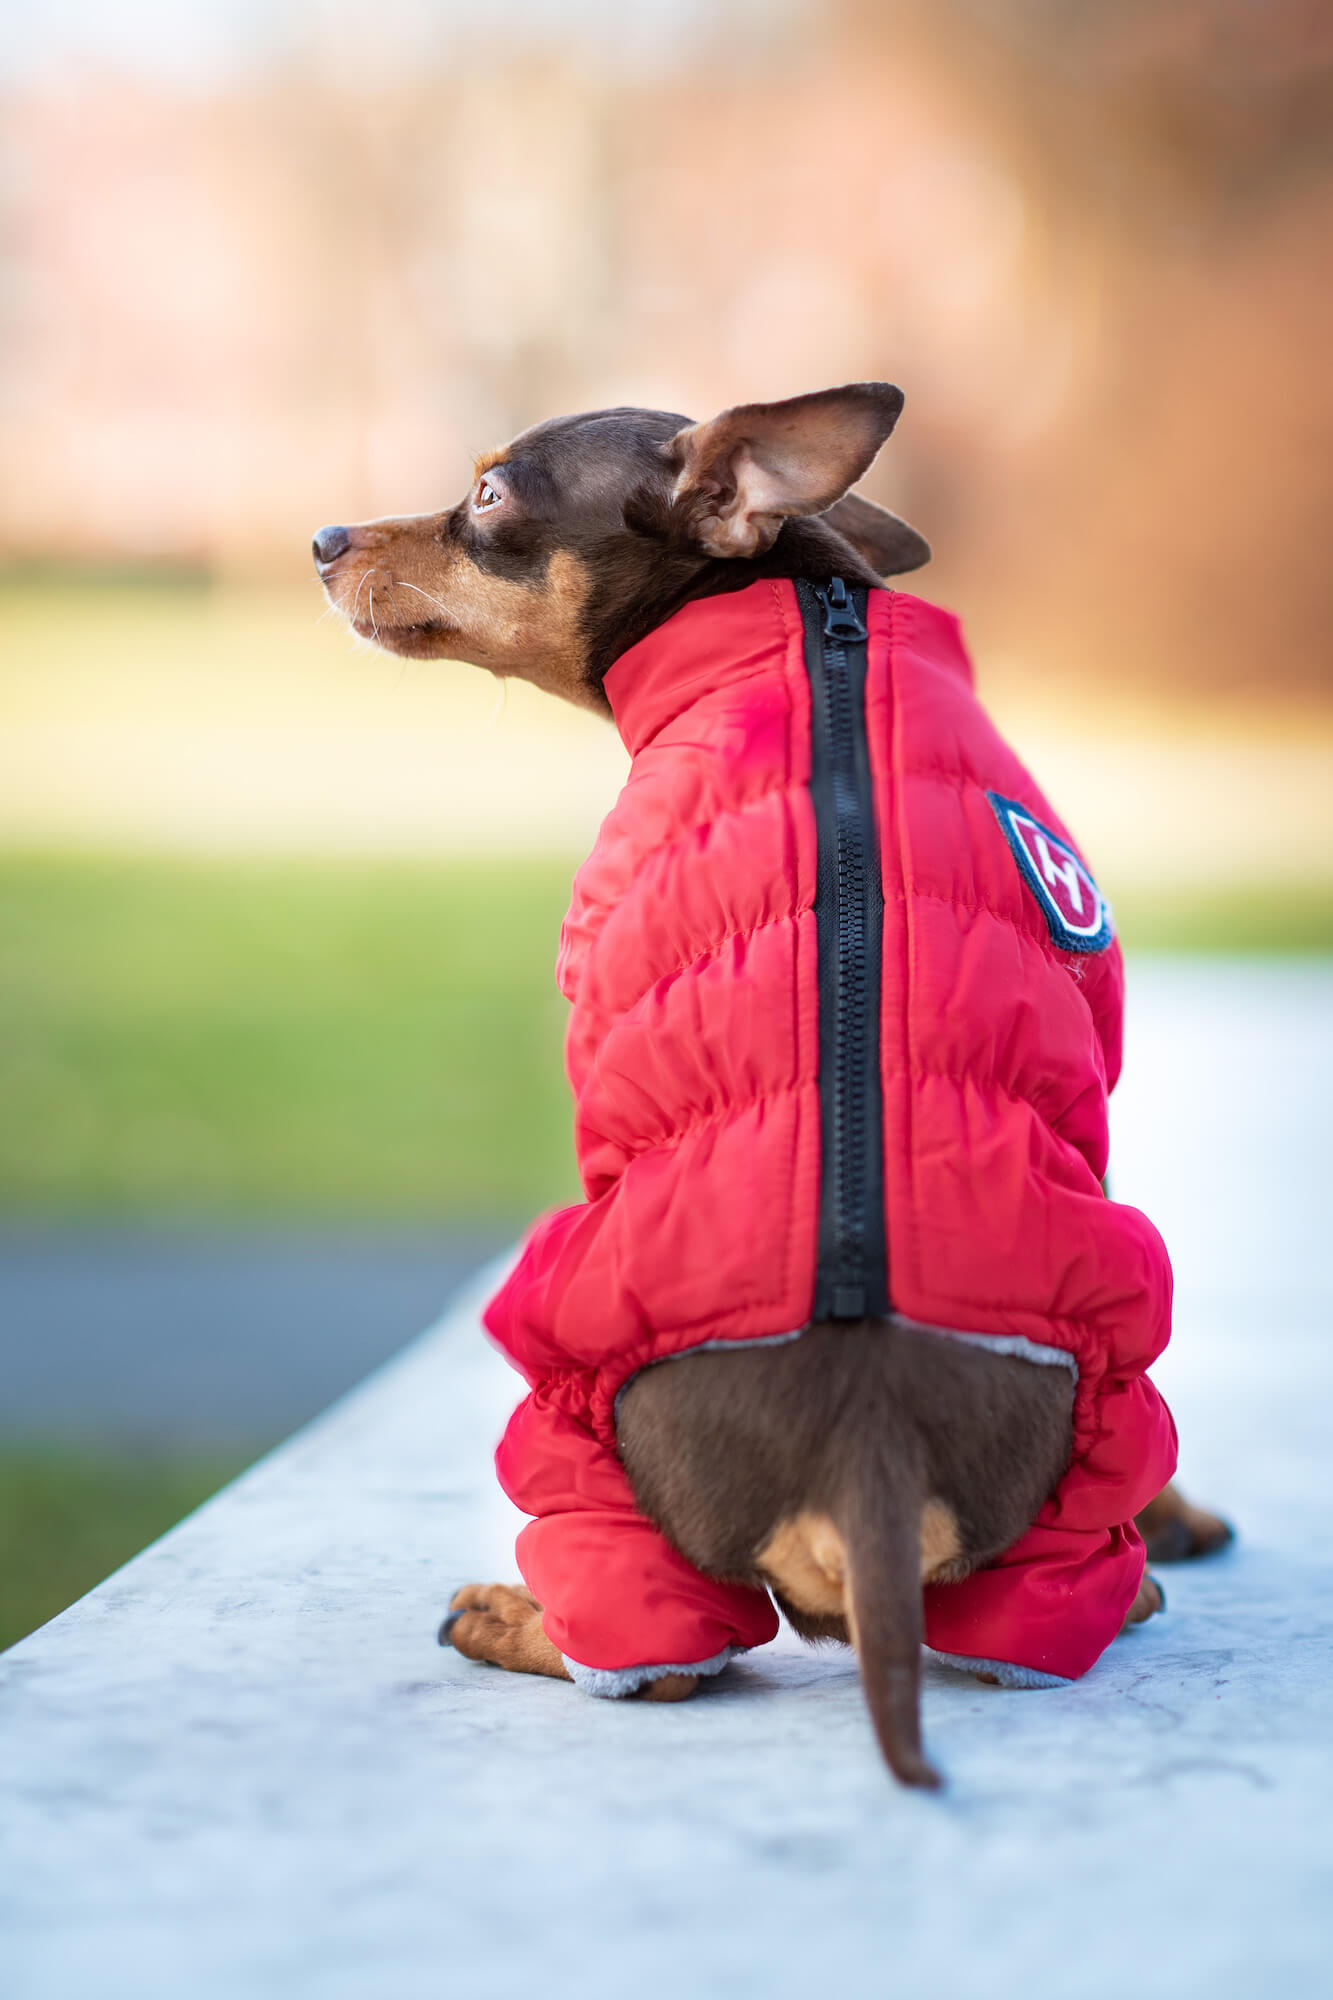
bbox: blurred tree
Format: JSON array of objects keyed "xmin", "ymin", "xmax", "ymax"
[{"xmin": 0, "ymin": 0, "xmax": 1329, "ymax": 695}]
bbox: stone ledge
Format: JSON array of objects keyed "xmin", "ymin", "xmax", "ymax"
[{"xmin": 3, "ymin": 963, "xmax": 1332, "ymax": 1999}]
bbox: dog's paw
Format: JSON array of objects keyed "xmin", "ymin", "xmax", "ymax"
[
  {"xmin": 1120, "ymin": 1570, "xmax": 1166, "ymax": 1630},
  {"xmin": 439, "ymin": 1582, "xmax": 572, "ymax": 1681},
  {"xmin": 636, "ymin": 1672, "xmax": 699, "ymax": 1703},
  {"xmin": 1135, "ymin": 1481, "xmax": 1235, "ymax": 1564}
]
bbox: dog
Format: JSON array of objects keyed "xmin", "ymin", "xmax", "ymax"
[{"xmin": 315, "ymin": 384, "xmax": 1231, "ymax": 1786}]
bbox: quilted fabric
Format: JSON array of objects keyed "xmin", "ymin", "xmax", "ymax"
[{"xmin": 484, "ymin": 578, "xmax": 1177, "ymax": 1684}]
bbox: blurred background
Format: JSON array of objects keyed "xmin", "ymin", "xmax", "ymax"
[{"xmin": 2, "ymin": 0, "xmax": 1331, "ymax": 1648}]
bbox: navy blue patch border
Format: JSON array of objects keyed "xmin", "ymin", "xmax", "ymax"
[{"xmin": 986, "ymin": 791, "xmax": 1114, "ymax": 955}]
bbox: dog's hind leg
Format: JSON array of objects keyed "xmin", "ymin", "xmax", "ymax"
[
  {"xmin": 439, "ymin": 1583, "xmax": 701, "ymax": 1701},
  {"xmin": 439, "ymin": 1583, "xmax": 572, "ymax": 1680},
  {"xmin": 1135, "ymin": 1481, "xmax": 1235, "ymax": 1562}
]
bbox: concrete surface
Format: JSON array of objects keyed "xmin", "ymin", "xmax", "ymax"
[
  {"xmin": 0, "ymin": 1225, "xmax": 512, "ymax": 1447},
  {"xmin": 1, "ymin": 958, "xmax": 1331, "ymax": 1999}
]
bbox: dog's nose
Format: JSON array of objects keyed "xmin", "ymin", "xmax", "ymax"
[{"xmin": 312, "ymin": 524, "xmax": 351, "ymax": 568}]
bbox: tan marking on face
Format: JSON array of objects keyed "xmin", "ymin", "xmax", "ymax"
[
  {"xmin": 758, "ymin": 1500, "xmax": 965, "ymax": 1614},
  {"xmin": 472, "ymin": 447, "xmax": 509, "ymax": 481},
  {"xmin": 322, "ymin": 515, "xmax": 599, "ymax": 710}
]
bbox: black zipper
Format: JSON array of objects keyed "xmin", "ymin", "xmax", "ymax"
[{"xmin": 798, "ymin": 576, "xmax": 889, "ymax": 1322}]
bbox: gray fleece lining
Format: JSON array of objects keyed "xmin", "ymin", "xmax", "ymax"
[
  {"xmin": 889, "ymin": 1313, "xmax": 1080, "ymax": 1376},
  {"xmin": 613, "ymin": 1328, "xmax": 804, "ymax": 1423},
  {"xmin": 614, "ymin": 1316, "xmax": 1078, "ymax": 1429},
  {"xmin": 929, "ymin": 1649, "xmax": 1071, "ymax": 1690},
  {"xmin": 564, "ymin": 1644, "xmax": 737, "ymax": 1698}
]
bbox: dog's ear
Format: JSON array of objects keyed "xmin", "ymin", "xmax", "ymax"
[
  {"xmin": 820, "ymin": 491, "xmax": 931, "ymax": 577},
  {"xmin": 669, "ymin": 383, "xmax": 906, "ymax": 560}
]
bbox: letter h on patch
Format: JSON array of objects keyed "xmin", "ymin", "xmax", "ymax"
[{"xmin": 987, "ymin": 792, "xmax": 1115, "ymax": 954}]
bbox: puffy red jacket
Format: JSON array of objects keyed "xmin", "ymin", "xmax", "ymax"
[{"xmin": 485, "ymin": 577, "xmax": 1176, "ymax": 1695}]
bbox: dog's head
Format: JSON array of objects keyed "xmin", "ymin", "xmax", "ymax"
[{"xmin": 314, "ymin": 382, "xmax": 929, "ymax": 710}]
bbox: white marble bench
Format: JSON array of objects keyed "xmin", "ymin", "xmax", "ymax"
[{"xmin": 3, "ymin": 961, "xmax": 1331, "ymax": 1999}]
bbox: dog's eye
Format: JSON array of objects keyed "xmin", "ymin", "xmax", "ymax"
[{"xmin": 474, "ymin": 479, "xmax": 502, "ymax": 513}]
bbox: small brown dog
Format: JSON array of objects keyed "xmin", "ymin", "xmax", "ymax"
[{"xmin": 315, "ymin": 386, "xmax": 1230, "ymax": 1785}]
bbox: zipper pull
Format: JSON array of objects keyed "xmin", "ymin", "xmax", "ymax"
[{"xmin": 817, "ymin": 576, "xmax": 867, "ymax": 642}]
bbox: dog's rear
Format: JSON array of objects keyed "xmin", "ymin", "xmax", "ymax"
[{"xmin": 618, "ymin": 1321, "xmax": 1074, "ymax": 1787}]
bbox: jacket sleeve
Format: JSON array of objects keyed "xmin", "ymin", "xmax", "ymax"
[
  {"xmin": 923, "ymin": 1368, "xmax": 1178, "ymax": 1682},
  {"xmin": 494, "ymin": 1385, "xmax": 779, "ymax": 1694}
]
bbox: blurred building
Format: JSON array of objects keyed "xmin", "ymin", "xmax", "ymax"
[{"xmin": 1, "ymin": 0, "xmax": 1331, "ymax": 696}]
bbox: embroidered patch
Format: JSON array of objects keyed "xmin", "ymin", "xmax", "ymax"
[{"xmin": 987, "ymin": 792, "xmax": 1114, "ymax": 954}]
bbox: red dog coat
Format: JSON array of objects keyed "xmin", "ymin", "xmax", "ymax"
[{"xmin": 485, "ymin": 578, "xmax": 1176, "ymax": 1691}]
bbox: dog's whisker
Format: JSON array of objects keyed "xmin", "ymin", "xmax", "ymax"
[
  {"xmin": 389, "ymin": 577, "xmax": 455, "ymax": 626},
  {"xmin": 368, "ymin": 583, "xmax": 380, "ymax": 645},
  {"xmin": 481, "ymin": 675, "xmax": 508, "ymax": 734}
]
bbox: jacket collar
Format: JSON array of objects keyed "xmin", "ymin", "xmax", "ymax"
[{"xmin": 601, "ymin": 579, "xmax": 796, "ymax": 758}]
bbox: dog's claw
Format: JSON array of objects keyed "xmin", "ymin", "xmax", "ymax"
[{"xmin": 438, "ymin": 1608, "xmax": 466, "ymax": 1646}]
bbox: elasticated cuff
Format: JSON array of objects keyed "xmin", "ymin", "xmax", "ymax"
[
  {"xmin": 929, "ymin": 1649, "xmax": 1071, "ymax": 1690},
  {"xmin": 562, "ymin": 1644, "xmax": 738, "ymax": 1698}
]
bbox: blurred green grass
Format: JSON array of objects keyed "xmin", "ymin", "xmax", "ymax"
[
  {"xmin": 2, "ymin": 851, "xmax": 1329, "ymax": 1220},
  {"xmin": 0, "ymin": 851, "xmax": 580, "ymax": 1219},
  {"xmin": 0, "ymin": 1447, "xmax": 250, "ymax": 1651},
  {"xmin": 1110, "ymin": 885, "xmax": 1333, "ymax": 955}
]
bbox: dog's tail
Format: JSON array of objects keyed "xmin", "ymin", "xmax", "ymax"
[{"xmin": 840, "ymin": 1457, "xmax": 941, "ymax": 1789}]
